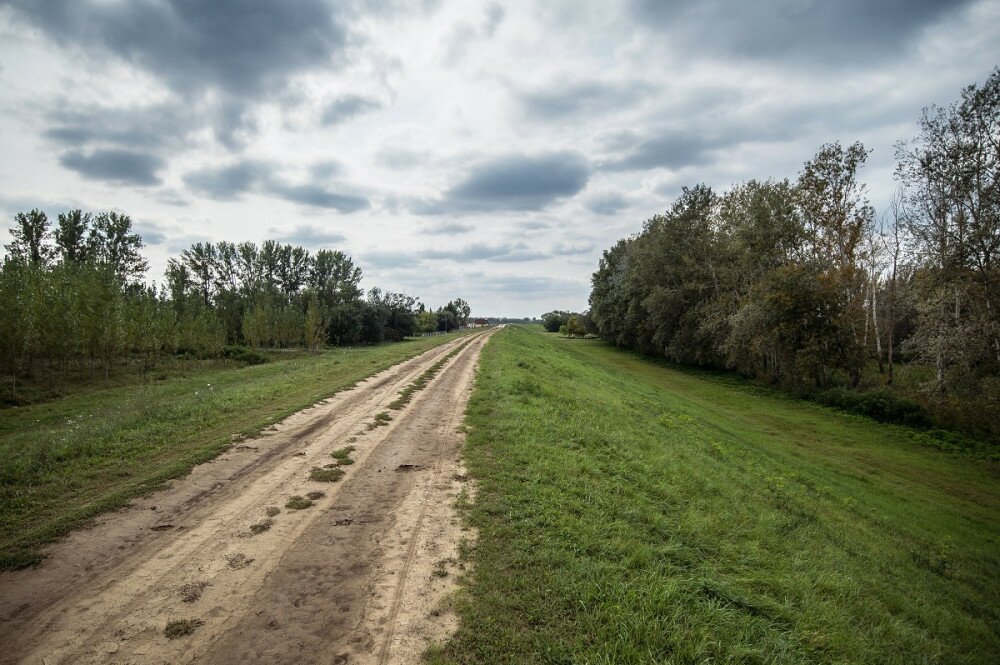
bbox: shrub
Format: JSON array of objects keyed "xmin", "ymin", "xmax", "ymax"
[
  {"xmin": 223, "ymin": 345, "xmax": 268, "ymax": 365},
  {"xmin": 813, "ymin": 387, "xmax": 929, "ymax": 428}
]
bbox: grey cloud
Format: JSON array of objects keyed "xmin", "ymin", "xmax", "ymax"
[
  {"xmin": 375, "ymin": 148, "xmax": 427, "ymax": 170},
  {"xmin": 483, "ymin": 4, "xmax": 505, "ymax": 37},
  {"xmin": 268, "ymin": 183, "xmax": 369, "ymax": 213},
  {"xmin": 442, "ymin": 24, "xmax": 478, "ymax": 65},
  {"xmin": 310, "ymin": 160, "xmax": 344, "ymax": 179},
  {"xmin": 183, "ymin": 160, "xmax": 273, "ymax": 200},
  {"xmin": 133, "ymin": 220, "xmax": 169, "ymax": 246},
  {"xmin": 442, "ymin": 3, "xmax": 506, "ymax": 64},
  {"xmin": 519, "ymin": 80, "xmax": 653, "ymax": 120},
  {"xmin": 60, "ymin": 149, "xmax": 164, "ymax": 185},
  {"xmin": 586, "ymin": 192, "xmax": 630, "ymax": 215},
  {"xmin": 421, "ymin": 222, "xmax": 473, "ymax": 235},
  {"xmin": 165, "ymin": 232, "xmax": 213, "ymax": 254},
  {"xmin": 270, "ymin": 224, "xmax": 347, "ymax": 247},
  {"xmin": 321, "ymin": 95, "xmax": 382, "ymax": 126},
  {"xmin": 10, "ymin": 0, "xmax": 351, "ymax": 155},
  {"xmin": 416, "ymin": 152, "xmax": 591, "ymax": 214},
  {"xmin": 419, "ymin": 242, "xmax": 549, "ymax": 263},
  {"xmin": 467, "ymin": 272, "xmax": 587, "ymax": 298},
  {"xmin": 154, "ymin": 188, "xmax": 188, "ymax": 207},
  {"xmin": 552, "ymin": 242, "xmax": 595, "ymax": 256},
  {"xmin": 0, "ymin": 193, "xmax": 86, "ymax": 219},
  {"xmin": 599, "ymin": 130, "xmax": 730, "ymax": 172},
  {"xmin": 9, "ymin": 0, "xmax": 347, "ymax": 97},
  {"xmin": 212, "ymin": 99, "xmax": 259, "ymax": 150},
  {"xmin": 182, "ymin": 159, "xmax": 368, "ymax": 212},
  {"xmin": 630, "ymin": 0, "xmax": 973, "ymax": 64},
  {"xmin": 44, "ymin": 101, "xmax": 193, "ymax": 150},
  {"xmin": 515, "ymin": 220, "xmax": 550, "ymax": 231},
  {"xmin": 360, "ymin": 250, "xmax": 422, "ymax": 269}
]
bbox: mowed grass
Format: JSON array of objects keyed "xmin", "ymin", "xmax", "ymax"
[
  {"xmin": 0, "ymin": 333, "xmax": 470, "ymax": 569},
  {"xmin": 439, "ymin": 326, "xmax": 1000, "ymax": 664}
]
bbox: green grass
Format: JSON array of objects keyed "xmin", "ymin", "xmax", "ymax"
[
  {"xmin": 439, "ymin": 326, "xmax": 1000, "ymax": 664},
  {"xmin": 0, "ymin": 332, "xmax": 471, "ymax": 569}
]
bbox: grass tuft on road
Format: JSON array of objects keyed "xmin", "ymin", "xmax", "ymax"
[
  {"xmin": 439, "ymin": 326, "xmax": 1000, "ymax": 664},
  {"xmin": 0, "ymin": 332, "xmax": 471, "ymax": 569}
]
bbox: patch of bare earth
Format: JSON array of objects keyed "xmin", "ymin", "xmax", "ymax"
[{"xmin": 0, "ymin": 331, "xmax": 491, "ymax": 665}]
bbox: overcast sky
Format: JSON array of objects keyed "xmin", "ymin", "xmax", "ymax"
[{"xmin": 0, "ymin": 1, "xmax": 997, "ymax": 316}]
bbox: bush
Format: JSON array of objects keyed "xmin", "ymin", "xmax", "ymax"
[
  {"xmin": 223, "ymin": 345, "xmax": 268, "ymax": 365},
  {"xmin": 812, "ymin": 387, "xmax": 930, "ymax": 428}
]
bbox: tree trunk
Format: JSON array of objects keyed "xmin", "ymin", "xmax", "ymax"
[
  {"xmin": 887, "ymin": 325, "xmax": 894, "ymax": 386},
  {"xmin": 872, "ymin": 282, "xmax": 883, "ymax": 374}
]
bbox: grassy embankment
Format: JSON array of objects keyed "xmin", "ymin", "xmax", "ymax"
[
  {"xmin": 438, "ymin": 325, "xmax": 1000, "ymax": 664},
  {"xmin": 0, "ymin": 332, "xmax": 471, "ymax": 569}
]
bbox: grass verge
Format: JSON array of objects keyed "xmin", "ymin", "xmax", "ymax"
[
  {"xmin": 0, "ymin": 332, "xmax": 472, "ymax": 569},
  {"xmin": 439, "ymin": 326, "xmax": 1000, "ymax": 664}
]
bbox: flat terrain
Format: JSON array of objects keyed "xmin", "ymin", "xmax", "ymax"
[
  {"xmin": 441, "ymin": 326, "xmax": 1000, "ymax": 664},
  {"xmin": 0, "ymin": 330, "xmax": 491, "ymax": 664},
  {"xmin": 0, "ymin": 332, "xmax": 472, "ymax": 569}
]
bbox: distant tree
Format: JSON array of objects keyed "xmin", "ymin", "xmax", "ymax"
[
  {"xmin": 89, "ymin": 212, "xmax": 149, "ymax": 285},
  {"xmin": 896, "ymin": 66, "xmax": 1000, "ymax": 392},
  {"xmin": 180, "ymin": 242, "xmax": 217, "ymax": 305},
  {"xmin": 417, "ymin": 310, "xmax": 438, "ymax": 333},
  {"xmin": 54, "ymin": 209, "xmax": 92, "ymax": 264},
  {"xmin": 165, "ymin": 259, "xmax": 194, "ymax": 310},
  {"xmin": 242, "ymin": 301, "xmax": 270, "ymax": 349},
  {"xmin": 4, "ymin": 209, "xmax": 52, "ymax": 267},
  {"xmin": 564, "ymin": 315, "xmax": 587, "ymax": 337},
  {"xmin": 451, "ymin": 298, "xmax": 472, "ymax": 327},
  {"xmin": 436, "ymin": 308, "xmax": 458, "ymax": 332},
  {"xmin": 797, "ymin": 142, "xmax": 874, "ymax": 386},
  {"xmin": 541, "ymin": 311, "xmax": 572, "ymax": 332},
  {"xmin": 304, "ymin": 291, "xmax": 325, "ymax": 351}
]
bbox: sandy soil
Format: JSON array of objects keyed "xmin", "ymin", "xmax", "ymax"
[{"xmin": 0, "ymin": 330, "xmax": 491, "ymax": 664}]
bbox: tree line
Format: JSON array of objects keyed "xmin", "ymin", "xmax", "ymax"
[
  {"xmin": 0, "ymin": 212, "xmax": 471, "ymax": 399},
  {"xmin": 588, "ymin": 69, "xmax": 999, "ymax": 439}
]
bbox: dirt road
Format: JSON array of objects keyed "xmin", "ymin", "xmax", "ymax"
[{"xmin": 0, "ymin": 330, "xmax": 492, "ymax": 664}]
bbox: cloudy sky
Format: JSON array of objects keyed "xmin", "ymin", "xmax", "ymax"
[{"xmin": 0, "ymin": 0, "xmax": 997, "ymax": 316}]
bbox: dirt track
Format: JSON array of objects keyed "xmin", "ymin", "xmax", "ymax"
[{"xmin": 0, "ymin": 330, "xmax": 492, "ymax": 664}]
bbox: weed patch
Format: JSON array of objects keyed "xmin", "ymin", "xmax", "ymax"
[
  {"xmin": 179, "ymin": 581, "xmax": 209, "ymax": 603},
  {"xmin": 331, "ymin": 446, "xmax": 355, "ymax": 465},
  {"xmin": 309, "ymin": 466, "xmax": 345, "ymax": 482},
  {"xmin": 367, "ymin": 411, "xmax": 392, "ymax": 430},
  {"xmin": 164, "ymin": 618, "xmax": 203, "ymax": 639},
  {"xmin": 226, "ymin": 552, "xmax": 253, "ymax": 569},
  {"xmin": 285, "ymin": 496, "xmax": 313, "ymax": 510},
  {"xmin": 248, "ymin": 519, "xmax": 272, "ymax": 535}
]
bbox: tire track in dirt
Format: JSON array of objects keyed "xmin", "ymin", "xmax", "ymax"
[{"xmin": 0, "ymin": 330, "xmax": 491, "ymax": 664}]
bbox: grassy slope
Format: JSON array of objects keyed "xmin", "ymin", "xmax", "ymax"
[
  {"xmin": 441, "ymin": 326, "xmax": 1000, "ymax": 664},
  {"xmin": 0, "ymin": 333, "xmax": 469, "ymax": 569}
]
